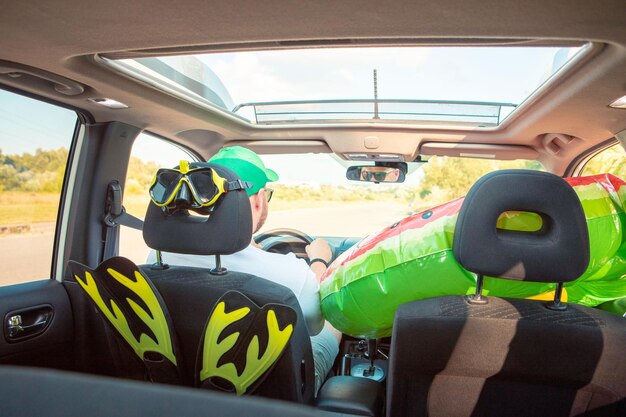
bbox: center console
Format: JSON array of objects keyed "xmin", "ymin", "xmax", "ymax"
[
  {"xmin": 315, "ymin": 338, "xmax": 390, "ymax": 417},
  {"xmin": 340, "ymin": 338, "xmax": 389, "ymax": 382}
]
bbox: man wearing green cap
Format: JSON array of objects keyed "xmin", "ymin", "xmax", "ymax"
[{"xmin": 150, "ymin": 146, "xmax": 340, "ymax": 392}]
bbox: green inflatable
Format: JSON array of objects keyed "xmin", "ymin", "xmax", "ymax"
[{"xmin": 320, "ymin": 173, "xmax": 626, "ymax": 338}]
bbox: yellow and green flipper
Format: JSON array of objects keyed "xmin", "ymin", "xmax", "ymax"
[
  {"xmin": 197, "ymin": 291, "xmax": 296, "ymax": 395},
  {"xmin": 68, "ymin": 257, "xmax": 181, "ymax": 384}
]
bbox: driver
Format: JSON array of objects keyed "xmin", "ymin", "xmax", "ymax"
[
  {"xmin": 147, "ymin": 146, "xmax": 340, "ymax": 392},
  {"xmin": 361, "ymin": 166, "xmax": 400, "ymax": 182}
]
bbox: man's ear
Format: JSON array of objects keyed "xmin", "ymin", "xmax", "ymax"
[{"xmin": 249, "ymin": 193, "xmax": 261, "ymax": 210}]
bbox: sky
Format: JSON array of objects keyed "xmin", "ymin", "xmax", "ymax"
[
  {"xmin": 1, "ymin": 45, "xmax": 582, "ymax": 185},
  {"xmin": 198, "ymin": 46, "xmax": 578, "ymax": 112},
  {"xmin": 0, "ymin": 90, "xmax": 77, "ymax": 155}
]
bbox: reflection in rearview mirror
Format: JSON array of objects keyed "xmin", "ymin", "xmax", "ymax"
[{"xmin": 346, "ymin": 164, "xmax": 407, "ymax": 183}]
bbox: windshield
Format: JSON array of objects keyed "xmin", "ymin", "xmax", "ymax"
[
  {"xmin": 257, "ymin": 154, "xmax": 543, "ymax": 237},
  {"xmin": 111, "ymin": 45, "xmax": 586, "ymax": 127}
]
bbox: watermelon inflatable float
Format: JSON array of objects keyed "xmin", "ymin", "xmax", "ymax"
[{"xmin": 320, "ymin": 173, "xmax": 626, "ymax": 338}]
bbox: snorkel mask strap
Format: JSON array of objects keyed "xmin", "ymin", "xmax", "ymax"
[
  {"xmin": 225, "ymin": 179, "xmax": 253, "ymax": 192},
  {"xmin": 151, "ymin": 162, "xmax": 253, "ymax": 215}
]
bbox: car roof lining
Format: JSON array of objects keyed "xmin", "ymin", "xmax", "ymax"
[{"xmin": 1, "ymin": 0, "xmax": 625, "ymax": 175}]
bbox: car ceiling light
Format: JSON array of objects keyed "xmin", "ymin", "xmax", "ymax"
[
  {"xmin": 460, "ymin": 153, "xmax": 496, "ymax": 159},
  {"xmin": 346, "ymin": 153, "xmax": 370, "ymax": 160},
  {"xmin": 609, "ymin": 95, "xmax": 626, "ymax": 109},
  {"xmin": 88, "ymin": 97, "xmax": 129, "ymax": 109},
  {"xmin": 377, "ymin": 154, "xmax": 402, "ymax": 161}
]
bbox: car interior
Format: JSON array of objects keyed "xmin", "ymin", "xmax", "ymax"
[{"xmin": 1, "ymin": 1, "xmax": 625, "ymax": 416}]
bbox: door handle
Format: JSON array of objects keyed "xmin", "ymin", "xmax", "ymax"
[
  {"xmin": 8, "ymin": 315, "xmax": 48, "ymax": 337},
  {"xmin": 4, "ymin": 305, "xmax": 53, "ymax": 342}
]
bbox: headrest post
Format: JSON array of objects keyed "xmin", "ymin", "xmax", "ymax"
[
  {"xmin": 150, "ymin": 250, "xmax": 169, "ymax": 270},
  {"xmin": 467, "ymin": 274, "xmax": 488, "ymax": 305},
  {"xmin": 210, "ymin": 254, "xmax": 227, "ymax": 276},
  {"xmin": 546, "ymin": 282, "xmax": 567, "ymax": 311}
]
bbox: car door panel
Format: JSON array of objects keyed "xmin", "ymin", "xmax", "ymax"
[{"xmin": 0, "ymin": 280, "xmax": 74, "ymax": 370}]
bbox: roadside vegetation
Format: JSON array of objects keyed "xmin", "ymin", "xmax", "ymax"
[
  {"xmin": 2, "ymin": 146, "xmax": 622, "ymax": 227},
  {"xmin": 413, "ymin": 157, "xmax": 543, "ymax": 208},
  {"xmin": 580, "ymin": 144, "xmax": 626, "ymax": 178}
]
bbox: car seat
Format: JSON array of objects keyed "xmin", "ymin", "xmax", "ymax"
[
  {"xmin": 387, "ymin": 170, "xmax": 626, "ymax": 417},
  {"xmin": 69, "ymin": 163, "xmax": 315, "ymax": 404}
]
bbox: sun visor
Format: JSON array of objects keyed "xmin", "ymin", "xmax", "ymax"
[{"xmin": 420, "ymin": 142, "xmax": 539, "ymax": 160}]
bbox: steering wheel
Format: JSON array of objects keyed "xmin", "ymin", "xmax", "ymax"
[{"xmin": 254, "ymin": 228, "xmax": 315, "ymax": 259}]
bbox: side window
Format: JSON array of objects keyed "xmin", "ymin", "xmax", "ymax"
[
  {"xmin": 0, "ymin": 89, "xmax": 78, "ymax": 286},
  {"xmin": 581, "ymin": 143, "xmax": 626, "ymax": 178},
  {"xmin": 119, "ymin": 133, "xmax": 195, "ymax": 264}
]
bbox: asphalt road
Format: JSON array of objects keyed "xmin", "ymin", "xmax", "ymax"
[
  {"xmin": 0, "ymin": 232, "xmax": 55, "ymax": 286},
  {"xmin": 0, "ymin": 202, "xmax": 409, "ymax": 286}
]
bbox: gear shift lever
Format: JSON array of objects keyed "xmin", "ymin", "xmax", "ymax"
[
  {"xmin": 363, "ymin": 338, "xmax": 377, "ymax": 377},
  {"xmin": 347, "ymin": 338, "xmax": 383, "ymax": 381}
]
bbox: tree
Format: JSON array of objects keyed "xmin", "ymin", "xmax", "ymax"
[
  {"xmin": 411, "ymin": 156, "xmax": 543, "ymax": 210},
  {"xmin": 0, "ymin": 148, "xmax": 160, "ymax": 194},
  {"xmin": 582, "ymin": 145, "xmax": 626, "ymax": 178}
]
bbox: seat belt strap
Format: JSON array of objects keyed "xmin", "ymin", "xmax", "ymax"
[
  {"xmin": 105, "ymin": 210, "xmax": 144, "ymax": 231},
  {"xmin": 102, "ymin": 181, "xmax": 144, "ymax": 261}
]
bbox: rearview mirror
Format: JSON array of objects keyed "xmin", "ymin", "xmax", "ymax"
[{"xmin": 346, "ymin": 163, "xmax": 407, "ymax": 183}]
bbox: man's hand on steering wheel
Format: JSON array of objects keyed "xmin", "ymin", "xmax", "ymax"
[
  {"xmin": 306, "ymin": 238, "xmax": 333, "ymax": 281},
  {"xmin": 306, "ymin": 239, "xmax": 333, "ymax": 265},
  {"xmin": 253, "ymin": 229, "xmax": 333, "ymax": 280}
]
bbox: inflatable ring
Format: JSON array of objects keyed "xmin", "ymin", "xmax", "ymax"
[{"xmin": 320, "ymin": 174, "xmax": 626, "ymax": 338}]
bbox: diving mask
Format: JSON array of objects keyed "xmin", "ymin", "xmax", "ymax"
[{"xmin": 149, "ymin": 160, "xmax": 251, "ymax": 211}]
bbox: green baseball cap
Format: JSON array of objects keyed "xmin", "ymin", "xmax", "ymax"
[{"xmin": 209, "ymin": 146, "xmax": 278, "ymax": 196}]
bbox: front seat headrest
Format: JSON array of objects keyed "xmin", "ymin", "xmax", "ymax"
[
  {"xmin": 453, "ymin": 169, "xmax": 590, "ymax": 283},
  {"xmin": 143, "ymin": 163, "xmax": 252, "ymax": 255}
]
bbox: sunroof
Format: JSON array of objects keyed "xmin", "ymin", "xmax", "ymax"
[{"xmin": 109, "ymin": 45, "xmax": 586, "ymax": 127}]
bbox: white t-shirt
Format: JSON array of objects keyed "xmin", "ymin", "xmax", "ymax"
[{"xmin": 146, "ymin": 245, "xmax": 324, "ymax": 336}]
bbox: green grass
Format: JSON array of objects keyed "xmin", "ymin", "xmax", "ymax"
[
  {"xmin": 270, "ymin": 198, "xmax": 371, "ymax": 211},
  {"xmin": 0, "ymin": 192, "xmax": 151, "ymax": 225},
  {"xmin": 0, "ymin": 192, "xmax": 390, "ymax": 226},
  {"xmin": 0, "ymin": 192, "xmax": 61, "ymax": 225},
  {"xmin": 123, "ymin": 194, "xmax": 152, "ymax": 218}
]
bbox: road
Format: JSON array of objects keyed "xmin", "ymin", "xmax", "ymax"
[
  {"xmin": 0, "ymin": 231, "xmax": 55, "ymax": 286},
  {"xmin": 0, "ymin": 202, "xmax": 409, "ymax": 286}
]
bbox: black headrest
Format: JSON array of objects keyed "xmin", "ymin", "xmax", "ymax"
[
  {"xmin": 453, "ymin": 170, "xmax": 589, "ymax": 283},
  {"xmin": 143, "ymin": 163, "xmax": 252, "ymax": 255}
]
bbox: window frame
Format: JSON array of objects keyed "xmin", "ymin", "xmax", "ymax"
[
  {"xmin": 567, "ymin": 138, "xmax": 624, "ymax": 178},
  {"xmin": 0, "ymin": 85, "xmax": 90, "ymax": 283}
]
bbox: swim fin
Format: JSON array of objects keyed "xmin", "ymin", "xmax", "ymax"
[
  {"xmin": 69, "ymin": 256, "xmax": 181, "ymax": 384},
  {"xmin": 197, "ymin": 290, "xmax": 296, "ymax": 395}
]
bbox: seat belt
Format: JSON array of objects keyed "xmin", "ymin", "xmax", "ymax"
[{"xmin": 102, "ymin": 180, "xmax": 144, "ymax": 261}]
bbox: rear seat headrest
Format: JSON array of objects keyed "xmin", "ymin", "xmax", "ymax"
[{"xmin": 453, "ymin": 170, "xmax": 589, "ymax": 283}]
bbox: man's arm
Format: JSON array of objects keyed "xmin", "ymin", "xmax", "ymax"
[
  {"xmin": 305, "ymin": 239, "xmax": 342, "ymax": 390},
  {"xmin": 302, "ymin": 238, "xmax": 335, "ymax": 337},
  {"xmin": 305, "ymin": 238, "xmax": 333, "ymax": 281},
  {"xmin": 305, "ymin": 238, "xmax": 342, "ymax": 342}
]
